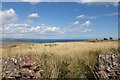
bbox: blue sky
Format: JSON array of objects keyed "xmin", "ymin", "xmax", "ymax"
[{"xmin": 1, "ymin": 2, "xmax": 118, "ymax": 39}]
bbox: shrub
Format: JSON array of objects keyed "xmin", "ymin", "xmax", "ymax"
[
  {"xmin": 109, "ymin": 37, "xmax": 113, "ymax": 40},
  {"xmin": 104, "ymin": 38, "xmax": 108, "ymax": 40}
]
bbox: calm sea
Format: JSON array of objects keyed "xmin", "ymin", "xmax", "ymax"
[{"xmin": 1, "ymin": 39, "xmax": 88, "ymax": 43}]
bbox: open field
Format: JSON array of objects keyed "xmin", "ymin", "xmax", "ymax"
[{"xmin": 1, "ymin": 40, "xmax": 119, "ymax": 78}]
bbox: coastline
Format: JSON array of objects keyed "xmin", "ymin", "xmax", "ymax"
[{"xmin": 0, "ymin": 39, "xmax": 118, "ymax": 48}]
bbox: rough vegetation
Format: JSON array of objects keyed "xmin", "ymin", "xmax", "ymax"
[{"xmin": 1, "ymin": 41, "xmax": 118, "ymax": 78}]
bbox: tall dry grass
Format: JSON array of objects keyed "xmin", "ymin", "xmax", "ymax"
[{"xmin": 2, "ymin": 41, "xmax": 118, "ymax": 78}]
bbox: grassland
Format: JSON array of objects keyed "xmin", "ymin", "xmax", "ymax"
[{"xmin": 1, "ymin": 40, "xmax": 118, "ymax": 78}]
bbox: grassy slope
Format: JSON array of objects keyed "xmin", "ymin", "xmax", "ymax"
[{"xmin": 2, "ymin": 41, "xmax": 118, "ymax": 78}]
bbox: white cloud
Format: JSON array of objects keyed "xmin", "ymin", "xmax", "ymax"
[
  {"xmin": 22, "ymin": 0, "xmax": 42, "ymax": 2},
  {"xmin": 3, "ymin": 20, "xmax": 94, "ymax": 38},
  {"xmin": 89, "ymin": 16, "xmax": 96, "ymax": 19},
  {"xmin": 77, "ymin": 15, "xmax": 96, "ymax": 19},
  {"xmin": 22, "ymin": 0, "xmax": 44, "ymax": 2},
  {"xmin": 7, "ymin": 23, "xmax": 29, "ymax": 27},
  {"xmin": 83, "ymin": 28, "xmax": 94, "ymax": 32},
  {"xmin": 81, "ymin": 20, "xmax": 91, "ymax": 27},
  {"xmin": 77, "ymin": 2, "xmax": 119, "ymax": 7},
  {"xmin": 41, "ymin": 24, "xmax": 45, "ymax": 26},
  {"xmin": 36, "ymin": 26, "xmax": 40, "ymax": 29},
  {"xmin": 113, "ymin": 2, "xmax": 118, "ymax": 7},
  {"xmin": 26, "ymin": 20, "xmax": 33, "ymax": 23},
  {"xmin": 21, "ymin": 0, "xmax": 43, "ymax": 4},
  {"xmin": 3, "ymin": 23, "xmax": 63, "ymax": 35},
  {"xmin": 0, "ymin": 8, "xmax": 17, "ymax": 25},
  {"xmin": 80, "ymin": 0, "xmax": 119, "ymax": 2},
  {"xmin": 43, "ymin": 27, "xmax": 61, "ymax": 33},
  {"xmin": 72, "ymin": 21, "xmax": 79, "ymax": 25},
  {"xmin": 77, "ymin": 15, "xmax": 86, "ymax": 18},
  {"xmin": 70, "ymin": 20, "xmax": 91, "ymax": 27},
  {"xmin": 28, "ymin": 13, "xmax": 39, "ymax": 18},
  {"xmin": 104, "ymin": 12, "xmax": 118, "ymax": 16}
]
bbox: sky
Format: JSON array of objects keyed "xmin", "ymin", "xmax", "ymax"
[
  {"xmin": 0, "ymin": 2, "xmax": 118, "ymax": 39},
  {"xmin": 2, "ymin": 0, "xmax": 120, "ymax": 2}
]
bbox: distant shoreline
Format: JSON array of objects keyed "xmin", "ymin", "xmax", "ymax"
[
  {"xmin": 0, "ymin": 39, "xmax": 88, "ymax": 43},
  {"xmin": 0, "ymin": 39, "xmax": 118, "ymax": 43},
  {"xmin": 0, "ymin": 39, "xmax": 118, "ymax": 48}
]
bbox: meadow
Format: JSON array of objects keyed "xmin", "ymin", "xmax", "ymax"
[{"xmin": 1, "ymin": 40, "xmax": 118, "ymax": 78}]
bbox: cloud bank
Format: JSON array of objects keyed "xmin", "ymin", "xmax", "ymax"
[
  {"xmin": 1, "ymin": 8, "xmax": 95, "ymax": 38},
  {"xmin": 0, "ymin": 8, "xmax": 17, "ymax": 25}
]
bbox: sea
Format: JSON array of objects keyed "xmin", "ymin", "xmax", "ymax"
[{"xmin": 1, "ymin": 39, "xmax": 88, "ymax": 43}]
